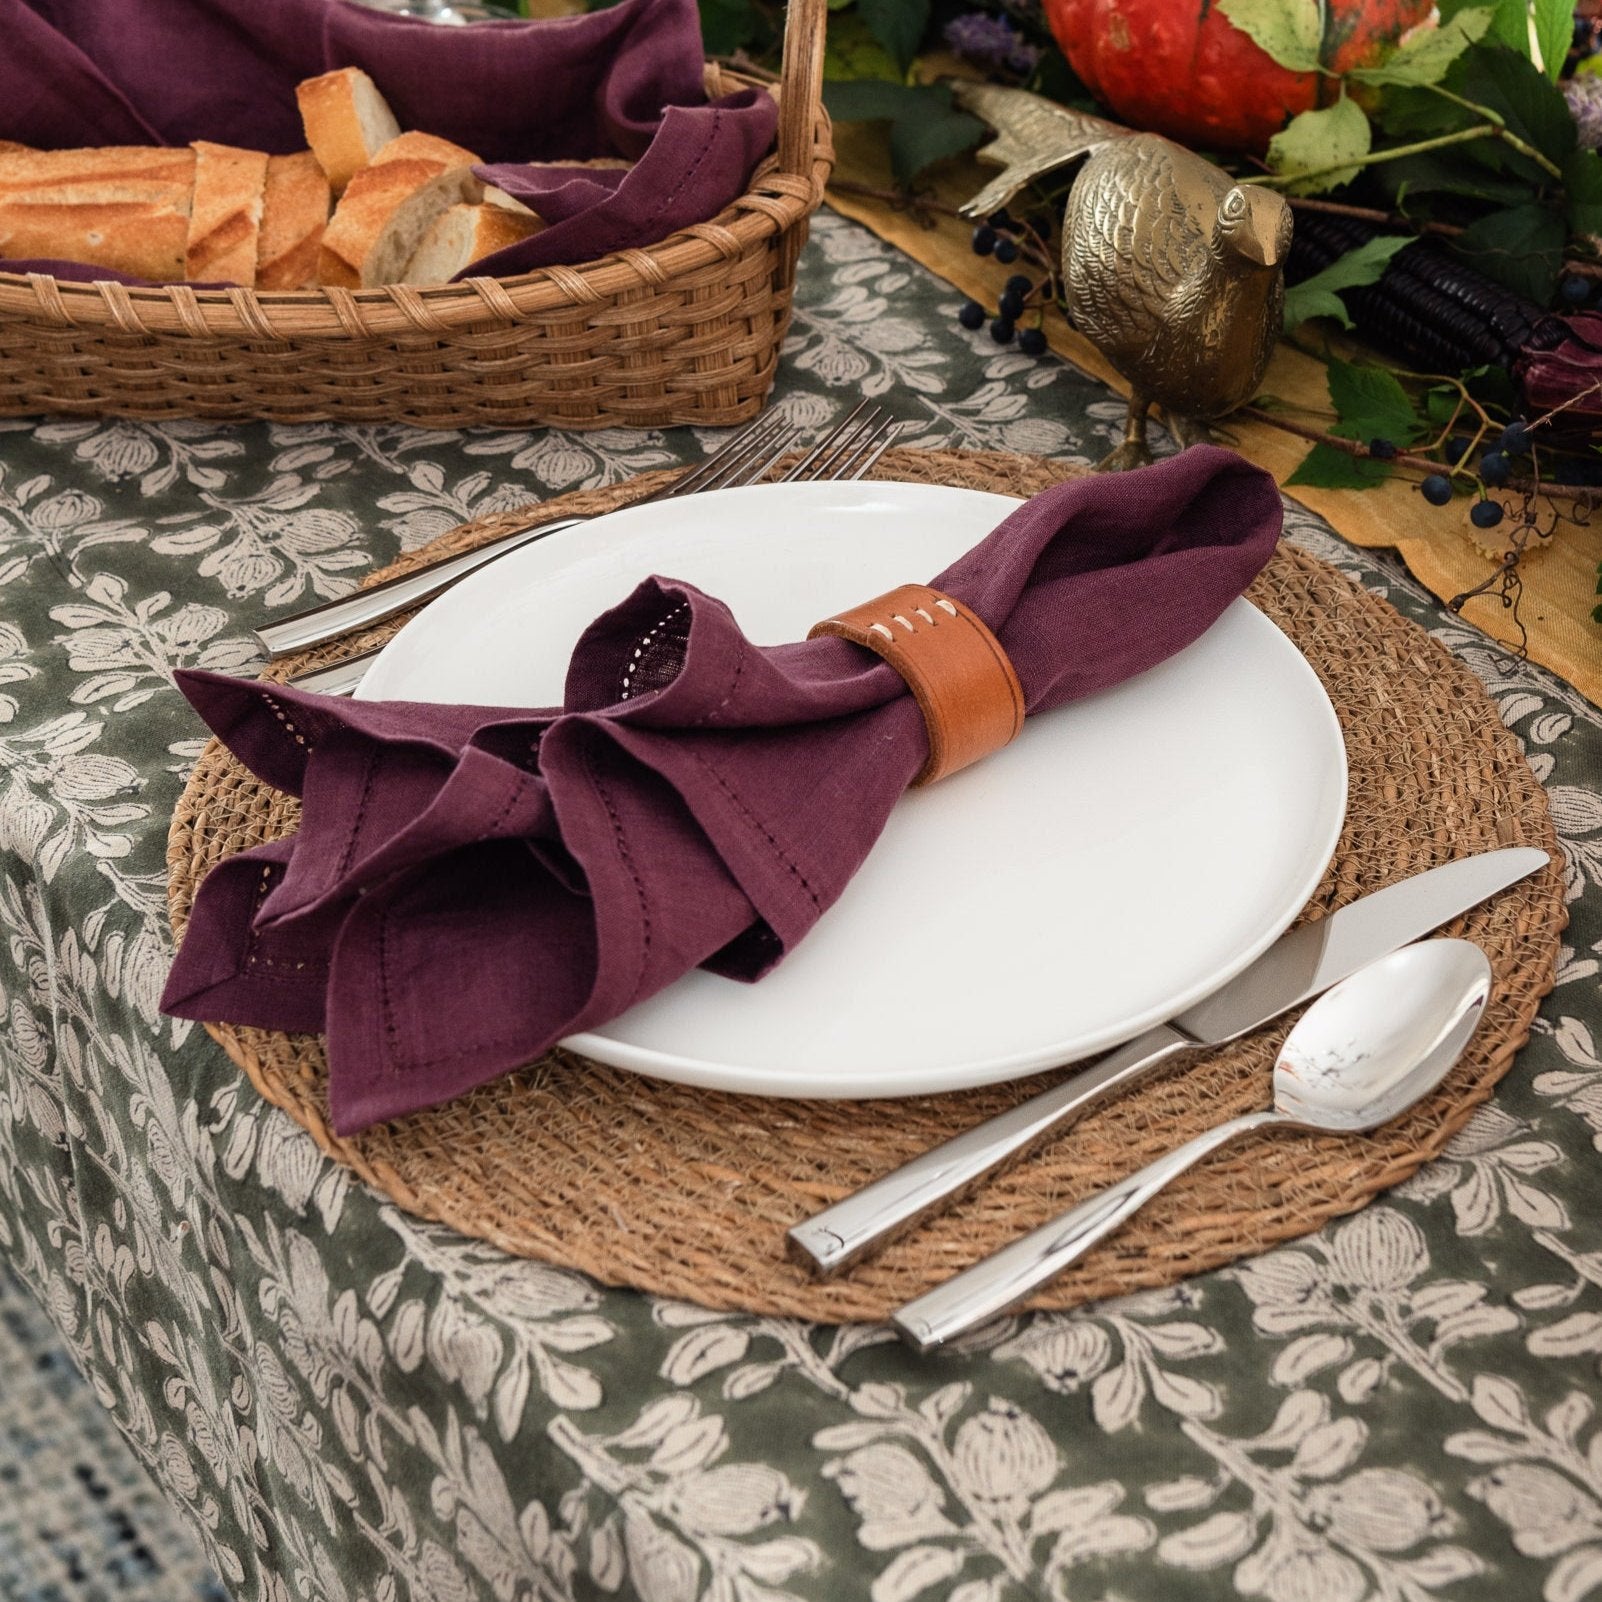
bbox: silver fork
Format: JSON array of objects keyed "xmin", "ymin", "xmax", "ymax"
[
  {"xmin": 259, "ymin": 409, "xmax": 796, "ymax": 660},
  {"xmin": 282, "ymin": 406, "xmax": 901, "ymax": 697}
]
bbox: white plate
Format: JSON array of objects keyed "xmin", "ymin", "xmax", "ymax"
[{"xmin": 359, "ymin": 480, "xmax": 1348, "ymax": 1098}]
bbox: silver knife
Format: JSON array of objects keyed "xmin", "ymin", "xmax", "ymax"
[{"xmin": 787, "ymin": 847, "xmax": 1548, "ymax": 1279}]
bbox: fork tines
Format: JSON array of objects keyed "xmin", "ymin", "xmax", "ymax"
[
  {"xmin": 664, "ymin": 412, "xmax": 795, "ymax": 499},
  {"xmin": 781, "ymin": 403, "xmax": 898, "ymax": 484}
]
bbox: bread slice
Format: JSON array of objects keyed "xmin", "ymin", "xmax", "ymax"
[
  {"xmin": 296, "ymin": 66, "xmax": 402, "ymax": 196},
  {"xmin": 317, "ymin": 132, "xmax": 483, "ymax": 290},
  {"xmin": 0, "ymin": 145, "xmax": 195, "ymax": 279},
  {"xmin": 256, "ymin": 151, "xmax": 331, "ymax": 290},
  {"xmin": 401, "ymin": 199, "xmax": 544, "ymax": 284},
  {"xmin": 186, "ymin": 141, "xmax": 269, "ymax": 285},
  {"xmin": 483, "ymin": 184, "xmax": 531, "ymax": 211}
]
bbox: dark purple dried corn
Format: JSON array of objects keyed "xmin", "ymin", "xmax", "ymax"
[{"xmin": 1285, "ymin": 210, "xmax": 1560, "ymax": 376}]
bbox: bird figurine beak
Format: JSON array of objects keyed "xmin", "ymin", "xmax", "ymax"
[{"xmin": 1220, "ymin": 186, "xmax": 1293, "ymax": 269}]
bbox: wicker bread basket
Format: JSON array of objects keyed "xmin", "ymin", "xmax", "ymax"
[{"xmin": 0, "ymin": 0, "xmax": 830, "ymax": 429}]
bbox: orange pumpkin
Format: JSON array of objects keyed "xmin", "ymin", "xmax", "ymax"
[{"xmin": 1041, "ymin": 0, "xmax": 1436, "ymax": 153}]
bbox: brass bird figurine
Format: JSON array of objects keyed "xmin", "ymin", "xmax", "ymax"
[{"xmin": 1062, "ymin": 135, "xmax": 1292, "ymax": 471}]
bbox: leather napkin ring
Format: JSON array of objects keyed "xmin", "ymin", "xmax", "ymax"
[{"xmin": 809, "ymin": 584, "xmax": 1025, "ymax": 785}]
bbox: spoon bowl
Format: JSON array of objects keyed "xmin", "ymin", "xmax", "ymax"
[{"xmin": 1272, "ymin": 939, "xmax": 1493, "ymax": 1132}]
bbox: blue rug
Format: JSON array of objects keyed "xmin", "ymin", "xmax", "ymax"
[{"xmin": 0, "ymin": 1265, "xmax": 226, "ymax": 1602}]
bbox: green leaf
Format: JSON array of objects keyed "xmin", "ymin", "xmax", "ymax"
[
  {"xmin": 1348, "ymin": 7, "xmax": 1493, "ymax": 86},
  {"xmin": 888, "ymin": 96, "xmax": 985, "ymax": 184},
  {"xmin": 1286, "ymin": 443, "xmax": 1392, "ymax": 489},
  {"xmin": 1425, "ymin": 384, "xmax": 1463, "ymax": 426},
  {"xmin": 857, "ymin": 0, "xmax": 929, "ymax": 72},
  {"xmin": 1266, "ymin": 96, "xmax": 1372, "ymax": 194},
  {"xmin": 1216, "ymin": 0, "xmax": 1322, "ymax": 72},
  {"xmin": 821, "ymin": 77, "xmax": 916, "ymax": 119},
  {"xmin": 1566, "ymin": 148, "xmax": 1602, "ymax": 238},
  {"xmin": 823, "ymin": 80, "xmax": 984, "ymax": 183},
  {"xmin": 1282, "ymin": 287, "xmax": 1360, "ymax": 328},
  {"xmin": 1479, "ymin": 0, "xmax": 1537, "ymax": 53},
  {"xmin": 1532, "ymin": 0, "xmax": 1577, "ymax": 79},
  {"xmin": 1326, "ymin": 355, "xmax": 1427, "ymax": 445},
  {"xmin": 1282, "ymin": 235, "xmax": 1412, "ymax": 330},
  {"xmin": 698, "ymin": 0, "xmax": 765, "ymax": 55},
  {"xmin": 1370, "ymin": 83, "xmax": 1478, "ymax": 140},
  {"xmin": 1452, "ymin": 201, "xmax": 1566, "ymax": 301},
  {"xmin": 1449, "ymin": 42, "xmax": 1577, "ymax": 166},
  {"xmin": 1467, "ymin": 0, "xmax": 1572, "ymax": 67},
  {"xmin": 822, "ymin": 12, "xmax": 903, "ymax": 81},
  {"xmin": 1371, "ymin": 149, "xmax": 1535, "ymax": 205}
]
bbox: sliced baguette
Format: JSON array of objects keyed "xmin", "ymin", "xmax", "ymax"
[
  {"xmin": 0, "ymin": 201, "xmax": 190, "ymax": 279},
  {"xmin": 317, "ymin": 132, "xmax": 483, "ymax": 290},
  {"xmin": 401, "ymin": 199, "xmax": 544, "ymax": 285},
  {"xmin": 0, "ymin": 144, "xmax": 195, "ymax": 206},
  {"xmin": 186, "ymin": 140, "xmax": 269, "ymax": 285},
  {"xmin": 296, "ymin": 66, "xmax": 402, "ymax": 196},
  {"xmin": 0, "ymin": 145, "xmax": 195, "ymax": 279},
  {"xmin": 256, "ymin": 151, "xmax": 331, "ymax": 290}
]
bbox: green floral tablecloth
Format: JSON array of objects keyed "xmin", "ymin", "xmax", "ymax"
[{"xmin": 2, "ymin": 211, "xmax": 1600, "ymax": 1602}]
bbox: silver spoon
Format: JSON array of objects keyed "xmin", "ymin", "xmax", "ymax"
[{"xmin": 893, "ymin": 938, "xmax": 1493, "ymax": 1353}]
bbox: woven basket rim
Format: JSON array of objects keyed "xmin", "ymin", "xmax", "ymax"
[{"xmin": 0, "ymin": 61, "xmax": 832, "ymax": 340}]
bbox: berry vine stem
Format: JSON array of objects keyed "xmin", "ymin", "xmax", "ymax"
[
  {"xmin": 824, "ymin": 178, "xmax": 964, "ymax": 225},
  {"xmin": 1421, "ymin": 82, "xmax": 1568, "ymax": 178},
  {"xmin": 1243, "ymin": 122, "xmax": 1562, "ymax": 192},
  {"xmin": 1235, "ymin": 405, "xmax": 1554, "ymax": 495}
]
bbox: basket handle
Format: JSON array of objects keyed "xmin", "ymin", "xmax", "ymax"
[{"xmin": 777, "ymin": 0, "xmax": 829, "ymax": 179}]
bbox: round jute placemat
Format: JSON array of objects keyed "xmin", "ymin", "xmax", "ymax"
[{"xmin": 167, "ymin": 447, "xmax": 1567, "ymax": 1322}]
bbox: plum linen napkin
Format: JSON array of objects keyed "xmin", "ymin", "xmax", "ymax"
[
  {"xmin": 1, "ymin": 0, "xmax": 777, "ymax": 283},
  {"xmin": 162, "ymin": 447, "xmax": 1282, "ymax": 1132}
]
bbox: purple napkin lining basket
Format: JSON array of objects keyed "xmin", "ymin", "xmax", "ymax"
[{"xmin": 0, "ymin": 0, "xmax": 830, "ymax": 430}]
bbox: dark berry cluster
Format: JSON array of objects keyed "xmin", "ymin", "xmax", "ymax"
[
  {"xmin": 972, "ymin": 215, "xmax": 1022, "ymax": 265},
  {"xmin": 963, "ymin": 212, "xmax": 1054, "ymax": 359},
  {"xmin": 957, "ymin": 292, "xmax": 1048, "ymax": 354},
  {"xmin": 1403, "ymin": 419, "xmax": 1533, "ymax": 526}
]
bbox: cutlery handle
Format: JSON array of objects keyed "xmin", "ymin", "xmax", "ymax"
[
  {"xmin": 787, "ymin": 1024, "xmax": 1197, "ymax": 1277},
  {"xmin": 253, "ymin": 515, "xmax": 585, "ymax": 657},
  {"xmin": 893, "ymin": 1109, "xmax": 1282, "ymax": 1351},
  {"xmin": 285, "ymin": 648, "xmax": 382, "ymax": 697}
]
